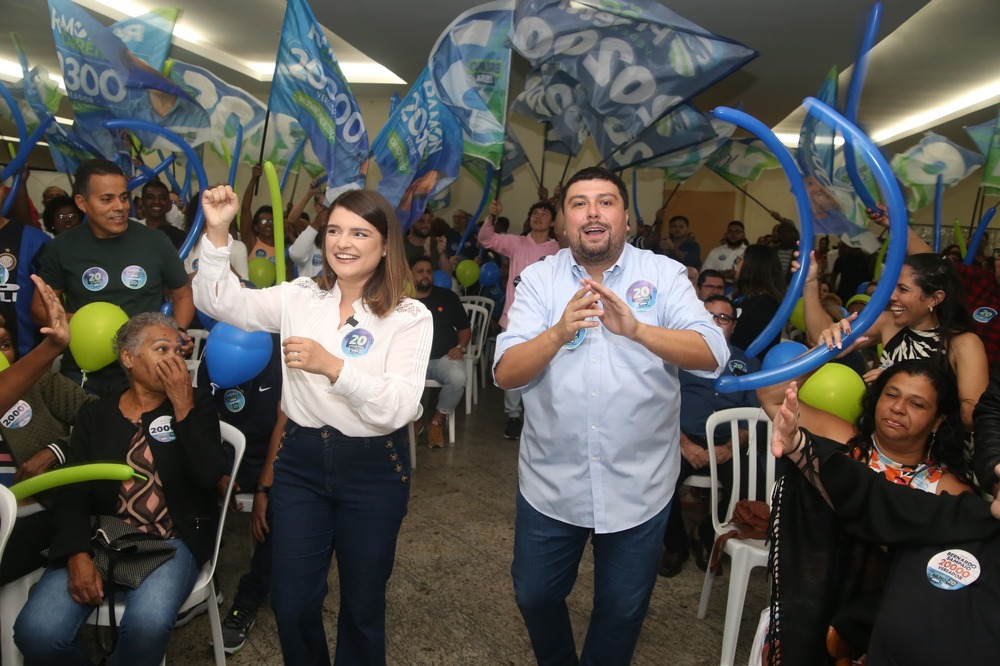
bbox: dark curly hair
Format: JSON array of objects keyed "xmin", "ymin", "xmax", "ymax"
[
  {"xmin": 902, "ymin": 254, "xmax": 976, "ymax": 347},
  {"xmin": 848, "ymin": 358, "xmax": 968, "ymax": 480}
]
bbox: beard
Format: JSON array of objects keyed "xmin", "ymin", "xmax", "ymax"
[
  {"xmin": 570, "ymin": 225, "xmax": 624, "ymax": 266},
  {"xmin": 415, "ymin": 278, "xmax": 433, "ymax": 292}
]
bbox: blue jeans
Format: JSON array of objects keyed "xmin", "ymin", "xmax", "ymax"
[
  {"xmin": 14, "ymin": 538, "xmax": 199, "ymax": 666},
  {"xmin": 269, "ymin": 422, "xmax": 410, "ymax": 666},
  {"xmin": 425, "ymin": 356, "xmax": 467, "ymax": 414},
  {"xmin": 511, "ymin": 491, "xmax": 670, "ymax": 666}
]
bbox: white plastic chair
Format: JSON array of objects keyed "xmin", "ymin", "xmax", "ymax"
[
  {"xmin": 696, "ymin": 407, "xmax": 775, "ymax": 666},
  {"xmin": 84, "ymin": 422, "xmax": 246, "ymax": 666},
  {"xmin": 459, "ymin": 296, "xmax": 496, "ymax": 391},
  {"xmin": 408, "ymin": 381, "xmax": 457, "ymax": 463},
  {"xmin": 461, "ymin": 303, "xmax": 491, "ymax": 414},
  {"xmin": 186, "ymin": 329, "xmax": 210, "ymax": 360},
  {"xmin": 0, "ymin": 485, "xmax": 26, "ymax": 666}
]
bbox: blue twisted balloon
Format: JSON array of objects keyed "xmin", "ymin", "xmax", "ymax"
[
  {"xmin": 932, "ymin": 174, "xmax": 944, "ymax": 253},
  {"xmin": 715, "ymin": 97, "xmax": 909, "ymax": 392},
  {"xmin": 457, "ymin": 163, "xmax": 494, "ymax": 257},
  {"xmin": 711, "ymin": 107, "xmax": 814, "ymax": 358},
  {"xmin": 128, "ymin": 153, "xmax": 176, "ymax": 191},
  {"xmin": 102, "ymin": 119, "xmax": 208, "ymax": 261},
  {"xmin": 279, "ymin": 139, "xmax": 306, "ymax": 194},
  {"xmin": 842, "ymin": 2, "xmax": 882, "ymax": 211},
  {"xmin": 965, "ymin": 205, "xmax": 998, "ymax": 265}
]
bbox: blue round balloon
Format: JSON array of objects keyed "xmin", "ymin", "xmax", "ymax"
[
  {"xmin": 855, "ymin": 281, "xmax": 870, "ymax": 295},
  {"xmin": 432, "ymin": 270, "xmax": 452, "ymax": 289},
  {"xmin": 761, "ymin": 340, "xmax": 809, "ymax": 371},
  {"xmin": 479, "ymin": 262, "xmax": 501, "ymax": 288},
  {"xmin": 204, "ymin": 323, "xmax": 273, "ymax": 388}
]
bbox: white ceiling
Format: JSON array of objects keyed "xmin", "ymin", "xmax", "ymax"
[{"xmin": 2, "ymin": 0, "xmax": 999, "ymax": 162}]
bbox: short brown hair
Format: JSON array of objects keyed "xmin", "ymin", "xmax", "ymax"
[{"xmin": 317, "ymin": 190, "xmax": 408, "ymax": 317}]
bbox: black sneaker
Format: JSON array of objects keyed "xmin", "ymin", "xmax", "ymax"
[
  {"xmin": 221, "ymin": 607, "xmax": 256, "ymax": 655},
  {"xmin": 504, "ymin": 417, "xmax": 523, "ymax": 440}
]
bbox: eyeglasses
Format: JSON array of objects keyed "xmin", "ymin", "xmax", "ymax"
[{"xmin": 710, "ymin": 312, "xmax": 737, "ymax": 324}]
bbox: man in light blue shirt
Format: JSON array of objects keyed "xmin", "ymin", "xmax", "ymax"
[{"xmin": 495, "ymin": 166, "xmax": 729, "ymax": 665}]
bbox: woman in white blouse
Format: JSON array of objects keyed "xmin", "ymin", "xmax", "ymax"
[{"xmin": 193, "ymin": 185, "xmax": 432, "ymax": 665}]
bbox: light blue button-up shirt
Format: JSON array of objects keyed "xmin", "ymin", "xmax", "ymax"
[{"xmin": 496, "ymin": 244, "xmax": 730, "ymax": 533}]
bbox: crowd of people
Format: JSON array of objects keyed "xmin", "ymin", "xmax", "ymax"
[{"xmin": 1, "ymin": 156, "xmax": 1000, "ymax": 666}]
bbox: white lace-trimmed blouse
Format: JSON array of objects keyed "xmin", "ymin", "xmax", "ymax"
[{"xmin": 192, "ymin": 235, "xmax": 432, "ymax": 437}]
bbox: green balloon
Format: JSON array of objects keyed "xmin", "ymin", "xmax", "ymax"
[
  {"xmin": 68, "ymin": 302, "xmax": 129, "ymax": 372},
  {"xmin": 789, "ymin": 298, "xmax": 806, "ymax": 333},
  {"xmin": 248, "ymin": 257, "xmax": 276, "ymax": 288},
  {"xmin": 455, "ymin": 260, "xmax": 480, "ymax": 287},
  {"xmin": 799, "ymin": 363, "xmax": 866, "ymax": 424},
  {"xmin": 10, "ymin": 463, "xmax": 140, "ymax": 501}
]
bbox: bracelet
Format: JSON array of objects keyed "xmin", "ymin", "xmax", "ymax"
[
  {"xmin": 254, "ymin": 483, "xmax": 271, "ymax": 495},
  {"xmin": 790, "ymin": 429, "xmax": 806, "ymax": 455}
]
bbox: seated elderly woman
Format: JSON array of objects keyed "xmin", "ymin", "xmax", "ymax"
[
  {"xmin": 767, "ymin": 381, "xmax": 1000, "ymax": 665},
  {"xmin": 757, "ymin": 359, "xmax": 972, "ymax": 662},
  {"xmin": 13, "ymin": 312, "xmax": 223, "ymax": 666}
]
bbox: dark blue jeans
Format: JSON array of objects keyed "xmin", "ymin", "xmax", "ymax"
[
  {"xmin": 269, "ymin": 422, "xmax": 410, "ymax": 666},
  {"xmin": 232, "ymin": 458, "xmax": 271, "ymax": 613},
  {"xmin": 512, "ymin": 491, "xmax": 670, "ymax": 666}
]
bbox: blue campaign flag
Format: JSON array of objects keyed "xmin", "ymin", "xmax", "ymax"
[
  {"xmin": 111, "ymin": 9, "xmax": 180, "ymax": 72},
  {"xmin": 269, "ymin": 0, "xmax": 368, "ymax": 191},
  {"xmin": 371, "ymin": 68, "xmax": 463, "ymax": 231},
  {"xmin": 512, "ymin": 64, "xmax": 588, "ymax": 156},
  {"xmin": 510, "ymin": 0, "xmax": 756, "ymax": 161},
  {"xmin": 428, "ymin": 1, "xmax": 513, "ymax": 168},
  {"xmin": 652, "ymin": 115, "xmax": 736, "ymax": 181},
  {"xmin": 167, "ymin": 59, "xmax": 269, "ymax": 163},
  {"xmin": 890, "ymin": 133, "xmax": 984, "ymax": 211},
  {"xmin": 11, "ymin": 34, "xmax": 105, "ymax": 174},
  {"xmin": 598, "ymin": 102, "xmax": 716, "ymax": 170},
  {"xmin": 46, "ymin": 0, "xmax": 210, "ymax": 156},
  {"xmin": 463, "ymin": 129, "xmax": 530, "ymax": 190},
  {"xmin": 796, "ymin": 67, "xmax": 838, "ymax": 184}
]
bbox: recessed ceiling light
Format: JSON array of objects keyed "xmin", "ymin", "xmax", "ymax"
[{"xmin": 871, "ymin": 79, "xmax": 1000, "ymax": 145}]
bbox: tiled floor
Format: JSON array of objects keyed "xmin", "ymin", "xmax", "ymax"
[{"xmin": 167, "ymin": 384, "xmax": 769, "ymax": 665}]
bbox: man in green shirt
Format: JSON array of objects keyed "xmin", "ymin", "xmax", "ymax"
[{"xmin": 32, "ymin": 159, "xmax": 193, "ymax": 396}]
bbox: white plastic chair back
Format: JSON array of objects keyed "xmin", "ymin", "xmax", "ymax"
[
  {"xmin": 705, "ymin": 407, "xmax": 775, "ymax": 536},
  {"xmin": 186, "ymin": 329, "xmax": 210, "ymax": 360},
  {"xmin": 459, "ymin": 296, "xmax": 494, "ymax": 323}
]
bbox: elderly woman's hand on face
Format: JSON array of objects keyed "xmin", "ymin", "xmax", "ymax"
[{"xmin": 156, "ymin": 353, "xmax": 194, "ymax": 420}]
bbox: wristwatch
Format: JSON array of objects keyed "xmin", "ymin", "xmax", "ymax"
[{"xmin": 254, "ymin": 483, "xmax": 271, "ymax": 495}]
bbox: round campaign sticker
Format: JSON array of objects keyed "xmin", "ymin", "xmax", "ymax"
[
  {"xmin": 342, "ymin": 328, "xmax": 374, "ymax": 357},
  {"xmin": 727, "ymin": 359, "xmax": 749, "ymax": 376},
  {"xmin": 1, "ymin": 400, "xmax": 32, "ymax": 429},
  {"xmin": 148, "ymin": 415, "xmax": 176, "ymax": 443},
  {"xmin": 224, "ymin": 389, "xmax": 246, "ymax": 413},
  {"xmin": 121, "ymin": 265, "xmax": 148, "ymax": 290},
  {"xmin": 626, "ymin": 280, "xmax": 657, "ymax": 312},
  {"xmin": 311, "ymin": 253, "xmax": 323, "ymax": 267},
  {"xmin": 254, "ymin": 248, "xmax": 268, "ymax": 259},
  {"xmin": 191, "ymin": 258, "xmax": 200, "ymax": 272},
  {"xmin": 82, "ymin": 267, "xmax": 109, "ymax": 291},
  {"xmin": 973, "ymin": 307, "xmax": 997, "ymax": 323},
  {"xmin": 0, "ymin": 265, "xmax": 8, "ymax": 286},
  {"xmin": 926, "ymin": 549, "xmax": 980, "ymax": 591},
  {"xmin": 563, "ymin": 328, "xmax": 585, "ymax": 350}
]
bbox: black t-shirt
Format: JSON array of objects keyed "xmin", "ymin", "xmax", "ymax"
[
  {"xmin": 731, "ymin": 294, "xmax": 781, "ymax": 362},
  {"xmin": 198, "ymin": 335, "xmax": 281, "ymax": 461},
  {"xmin": 417, "ymin": 287, "xmax": 470, "ymax": 359}
]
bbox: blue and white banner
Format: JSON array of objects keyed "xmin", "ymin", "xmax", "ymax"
[
  {"xmin": 598, "ymin": 102, "xmax": 715, "ymax": 171},
  {"xmin": 269, "ymin": 0, "xmax": 368, "ymax": 191},
  {"xmin": 796, "ymin": 68, "xmax": 872, "ymax": 237},
  {"xmin": 510, "ymin": 0, "xmax": 756, "ymax": 162},
  {"xmin": 371, "ymin": 68, "xmax": 463, "ymax": 231},
  {"xmin": 463, "ymin": 129, "xmax": 530, "ymax": 190},
  {"xmin": 11, "ymin": 34, "xmax": 105, "ymax": 174},
  {"xmin": 512, "ymin": 64, "xmax": 588, "ymax": 156},
  {"xmin": 429, "ymin": 1, "xmax": 513, "ymax": 168},
  {"xmin": 111, "ymin": 9, "xmax": 179, "ymax": 73},
  {"xmin": 964, "ymin": 110, "xmax": 1000, "ymax": 193},
  {"xmin": 706, "ymin": 138, "xmax": 781, "ymax": 188},
  {"xmin": 653, "ymin": 115, "xmax": 735, "ymax": 181},
  {"xmin": 891, "ymin": 133, "xmax": 984, "ymax": 211},
  {"xmin": 47, "ymin": 0, "xmax": 210, "ymax": 156}
]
